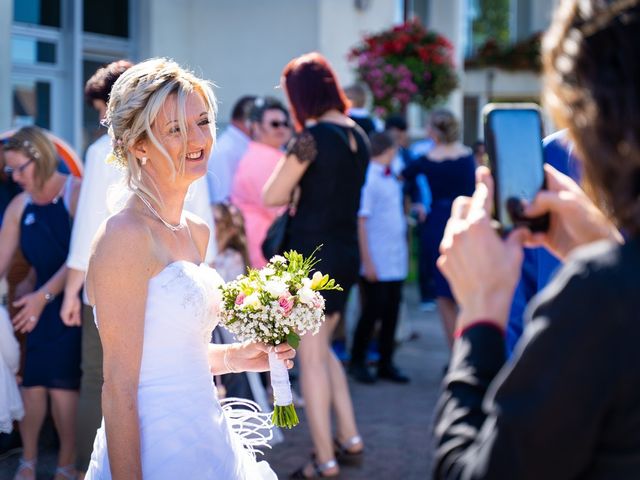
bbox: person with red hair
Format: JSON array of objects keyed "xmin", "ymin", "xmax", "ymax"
[{"xmin": 264, "ymin": 52, "xmax": 367, "ymax": 479}]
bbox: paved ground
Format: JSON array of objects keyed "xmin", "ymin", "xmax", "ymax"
[{"xmin": 0, "ymin": 283, "xmax": 448, "ymax": 479}]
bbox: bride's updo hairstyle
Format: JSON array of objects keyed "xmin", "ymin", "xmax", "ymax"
[
  {"xmin": 543, "ymin": 0, "xmax": 640, "ymax": 236},
  {"xmin": 103, "ymin": 58, "xmax": 217, "ymax": 203}
]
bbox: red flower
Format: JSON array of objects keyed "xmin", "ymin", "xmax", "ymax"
[{"xmin": 348, "ymin": 20, "xmax": 458, "ymax": 112}]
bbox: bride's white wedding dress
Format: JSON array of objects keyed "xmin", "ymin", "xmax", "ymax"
[{"xmin": 85, "ymin": 261, "xmax": 277, "ymax": 479}]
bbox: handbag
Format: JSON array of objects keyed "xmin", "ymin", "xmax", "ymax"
[{"xmin": 261, "ymin": 210, "xmax": 290, "ymax": 260}]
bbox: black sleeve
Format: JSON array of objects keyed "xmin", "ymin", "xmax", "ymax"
[
  {"xmin": 286, "ymin": 129, "xmax": 318, "ymax": 164},
  {"xmin": 433, "ymin": 260, "xmax": 616, "ymax": 480}
]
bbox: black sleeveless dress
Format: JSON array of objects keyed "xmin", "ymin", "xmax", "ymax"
[
  {"xmin": 284, "ymin": 122, "xmax": 369, "ymax": 314},
  {"xmin": 20, "ymin": 183, "xmax": 81, "ymax": 389}
]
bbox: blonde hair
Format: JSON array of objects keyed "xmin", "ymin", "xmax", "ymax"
[
  {"xmin": 103, "ymin": 58, "xmax": 217, "ymax": 204},
  {"xmin": 3, "ymin": 126, "xmax": 58, "ymax": 190},
  {"xmin": 429, "ymin": 109, "xmax": 459, "ymax": 144}
]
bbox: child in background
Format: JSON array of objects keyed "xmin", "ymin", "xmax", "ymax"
[
  {"xmin": 349, "ymin": 132, "xmax": 410, "ymax": 384},
  {"xmin": 212, "ymin": 203, "xmax": 249, "ymax": 283},
  {"xmin": 211, "ymin": 203, "xmax": 254, "ymax": 399}
]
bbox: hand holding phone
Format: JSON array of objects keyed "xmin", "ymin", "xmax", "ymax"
[{"xmin": 483, "ymin": 103, "xmax": 549, "ymax": 233}]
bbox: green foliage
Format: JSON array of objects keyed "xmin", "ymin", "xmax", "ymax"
[{"xmin": 272, "ymin": 404, "xmax": 299, "ymax": 429}]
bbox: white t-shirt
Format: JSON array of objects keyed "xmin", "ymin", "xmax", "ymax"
[
  {"xmin": 358, "ymin": 162, "xmax": 408, "ymax": 281},
  {"xmin": 67, "ymin": 134, "xmax": 123, "ymax": 274}
]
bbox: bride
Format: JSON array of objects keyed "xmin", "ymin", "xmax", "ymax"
[{"xmin": 83, "ymin": 58, "xmax": 294, "ymax": 479}]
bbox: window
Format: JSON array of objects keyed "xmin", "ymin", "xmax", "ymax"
[
  {"xmin": 11, "ymin": 36, "xmax": 57, "ymax": 65},
  {"xmin": 12, "ymin": 79, "xmax": 52, "ymax": 129},
  {"xmin": 13, "ymin": 0, "xmax": 61, "ymax": 28},
  {"xmin": 84, "ymin": 0, "xmax": 129, "ymax": 38},
  {"xmin": 466, "ymin": 0, "xmax": 510, "ymax": 57}
]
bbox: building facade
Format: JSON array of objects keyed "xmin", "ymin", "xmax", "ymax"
[{"xmin": 0, "ymin": 0, "xmax": 558, "ymax": 156}]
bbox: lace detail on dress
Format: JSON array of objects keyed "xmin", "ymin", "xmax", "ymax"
[
  {"xmin": 287, "ymin": 130, "xmax": 317, "ymax": 163},
  {"xmin": 154, "ymin": 262, "xmax": 224, "ymax": 344}
]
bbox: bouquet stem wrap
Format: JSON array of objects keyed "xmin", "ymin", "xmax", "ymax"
[{"xmin": 268, "ymin": 351, "xmax": 298, "ymax": 428}]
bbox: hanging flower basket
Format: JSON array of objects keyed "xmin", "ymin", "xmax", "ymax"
[{"xmin": 348, "ymin": 20, "xmax": 458, "ymax": 116}]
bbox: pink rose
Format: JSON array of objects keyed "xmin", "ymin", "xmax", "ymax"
[
  {"xmin": 235, "ymin": 293, "xmax": 246, "ymax": 305},
  {"xmin": 278, "ymin": 294, "xmax": 295, "ymax": 317},
  {"xmin": 312, "ymin": 292, "xmax": 325, "ymax": 310}
]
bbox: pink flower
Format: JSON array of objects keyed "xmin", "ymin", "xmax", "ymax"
[
  {"xmin": 235, "ymin": 293, "xmax": 246, "ymax": 305},
  {"xmin": 312, "ymin": 292, "xmax": 325, "ymax": 310},
  {"xmin": 278, "ymin": 294, "xmax": 295, "ymax": 317}
]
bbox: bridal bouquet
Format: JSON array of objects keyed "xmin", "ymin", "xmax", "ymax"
[{"xmin": 219, "ymin": 250, "xmax": 342, "ymax": 428}]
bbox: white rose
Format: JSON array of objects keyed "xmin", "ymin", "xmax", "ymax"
[
  {"xmin": 259, "ymin": 267, "xmax": 276, "ymax": 280},
  {"xmin": 297, "ymin": 286, "xmax": 315, "ymax": 306},
  {"xmin": 265, "ymin": 279, "xmax": 288, "ymax": 298},
  {"xmin": 270, "ymin": 255, "xmax": 287, "ymax": 264},
  {"xmin": 242, "ymin": 292, "xmax": 262, "ymax": 310}
]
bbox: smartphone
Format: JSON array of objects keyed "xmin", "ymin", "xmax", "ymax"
[{"xmin": 483, "ymin": 103, "xmax": 549, "ymax": 233}]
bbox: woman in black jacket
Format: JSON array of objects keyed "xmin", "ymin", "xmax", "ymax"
[{"xmin": 433, "ymin": 1, "xmax": 640, "ymax": 478}]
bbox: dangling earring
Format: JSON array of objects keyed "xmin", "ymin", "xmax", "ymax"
[{"xmin": 140, "ymin": 156, "xmax": 148, "ymax": 166}]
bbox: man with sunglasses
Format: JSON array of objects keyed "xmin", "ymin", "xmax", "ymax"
[{"xmin": 230, "ymin": 97, "xmax": 292, "ymax": 269}]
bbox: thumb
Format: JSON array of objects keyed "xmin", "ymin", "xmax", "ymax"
[
  {"xmin": 473, "ymin": 166, "xmax": 495, "ymax": 216},
  {"xmin": 544, "ymin": 163, "xmax": 580, "ymax": 194},
  {"xmin": 12, "ymin": 296, "xmax": 27, "ymax": 307}
]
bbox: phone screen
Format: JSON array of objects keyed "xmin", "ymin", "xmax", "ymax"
[{"xmin": 485, "ymin": 107, "xmax": 546, "ymax": 232}]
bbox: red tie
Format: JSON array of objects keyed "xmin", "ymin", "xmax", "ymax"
[{"xmin": 384, "ymin": 166, "xmax": 392, "ymax": 176}]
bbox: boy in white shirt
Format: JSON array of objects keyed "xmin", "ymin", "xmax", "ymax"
[{"xmin": 349, "ymin": 132, "xmax": 410, "ymax": 384}]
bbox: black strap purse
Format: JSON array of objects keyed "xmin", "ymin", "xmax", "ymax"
[
  {"xmin": 261, "ymin": 209, "xmax": 290, "ymax": 260},
  {"xmin": 262, "ymin": 187, "xmax": 299, "ymax": 260}
]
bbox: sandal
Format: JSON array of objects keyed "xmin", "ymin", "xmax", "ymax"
[
  {"xmin": 54, "ymin": 464, "xmax": 77, "ymax": 480},
  {"xmin": 289, "ymin": 456, "xmax": 339, "ymax": 479},
  {"xmin": 334, "ymin": 435, "xmax": 364, "ymax": 467},
  {"xmin": 13, "ymin": 457, "xmax": 36, "ymax": 480}
]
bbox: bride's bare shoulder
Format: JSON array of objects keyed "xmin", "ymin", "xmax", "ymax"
[
  {"xmin": 86, "ymin": 209, "xmax": 155, "ymax": 295},
  {"xmin": 94, "ymin": 209, "xmax": 152, "ymax": 256}
]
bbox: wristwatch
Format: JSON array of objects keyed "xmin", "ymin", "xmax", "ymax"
[{"xmin": 44, "ymin": 291, "xmax": 55, "ymax": 303}]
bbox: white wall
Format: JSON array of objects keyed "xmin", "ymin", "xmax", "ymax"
[
  {"xmin": 463, "ymin": 69, "xmax": 541, "ymax": 97},
  {"xmin": 144, "ymin": 0, "xmax": 400, "ymax": 124},
  {"xmin": 428, "ymin": 0, "xmax": 465, "ymax": 119},
  {"xmin": 147, "ymin": 0, "xmax": 319, "ymax": 124},
  {"xmin": 317, "ymin": 0, "xmax": 397, "ymax": 87}
]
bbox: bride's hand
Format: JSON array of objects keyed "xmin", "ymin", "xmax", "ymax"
[{"xmin": 226, "ymin": 341, "xmax": 296, "ymax": 373}]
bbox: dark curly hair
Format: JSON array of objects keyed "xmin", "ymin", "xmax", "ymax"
[
  {"xmin": 84, "ymin": 59, "xmax": 133, "ymax": 106},
  {"xmin": 543, "ymin": 0, "xmax": 640, "ymax": 235}
]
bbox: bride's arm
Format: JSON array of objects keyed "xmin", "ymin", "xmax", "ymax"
[
  {"xmin": 207, "ymin": 341, "xmax": 296, "ymax": 375},
  {"xmin": 86, "ymin": 216, "xmax": 154, "ymax": 480}
]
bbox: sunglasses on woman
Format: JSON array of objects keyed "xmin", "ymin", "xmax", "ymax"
[{"xmin": 269, "ymin": 120, "xmax": 290, "ymax": 129}]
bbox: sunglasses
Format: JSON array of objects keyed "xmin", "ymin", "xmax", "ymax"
[
  {"xmin": 269, "ymin": 120, "xmax": 290, "ymax": 129},
  {"xmin": 3, "ymin": 158, "xmax": 33, "ymax": 176}
]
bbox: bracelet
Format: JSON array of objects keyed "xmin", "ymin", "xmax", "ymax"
[{"xmin": 223, "ymin": 348, "xmax": 237, "ymax": 374}]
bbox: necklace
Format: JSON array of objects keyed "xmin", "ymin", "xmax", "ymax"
[{"xmin": 134, "ymin": 191, "xmax": 185, "ymax": 232}]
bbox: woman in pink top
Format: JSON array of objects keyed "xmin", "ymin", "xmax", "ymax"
[{"xmin": 230, "ymin": 97, "xmax": 291, "ymax": 268}]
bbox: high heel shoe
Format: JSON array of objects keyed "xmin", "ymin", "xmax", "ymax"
[
  {"xmin": 54, "ymin": 464, "xmax": 77, "ymax": 480},
  {"xmin": 13, "ymin": 457, "xmax": 36, "ymax": 480},
  {"xmin": 289, "ymin": 455, "xmax": 339, "ymax": 479},
  {"xmin": 334, "ymin": 435, "xmax": 364, "ymax": 467}
]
